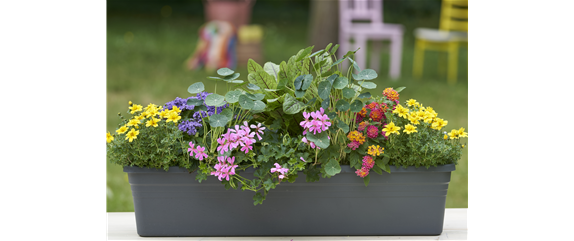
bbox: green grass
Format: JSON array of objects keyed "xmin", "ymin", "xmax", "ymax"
[{"xmin": 106, "ymin": 14, "xmax": 467, "ymax": 211}]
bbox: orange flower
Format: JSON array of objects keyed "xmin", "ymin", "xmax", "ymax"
[{"xmin": 382, "ymin": 88, "xmax": 399, "ymax": 102}]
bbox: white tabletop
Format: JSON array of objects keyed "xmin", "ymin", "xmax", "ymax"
[{"xmin": 107, "ymin": 208, "xmax": 467, "ymax": 241}]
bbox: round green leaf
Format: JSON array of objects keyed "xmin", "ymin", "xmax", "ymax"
[
  {"xmin": 321, "ymin": 97, "xmax": 330, "ymax": 110},
  {"xmin": 359, "ymin": 82, "xmax": 377, "ymax": 89},
  {"xmin": 217, "ymin": 68, "xmax": 234, "ymax": 76},
  {"xmin": 357, "ymin": 69, "xmax": 378, "ymax": 80},
  {"xmin": 305, "ymin": 132, "xmax": 330, "ymax": 149},
  {"xmin": 333, "ymin": 76, "xmax": 348, "ymax": 89},
  {"xmin": 336, "ymin": 99, "xmax": 350, "ymax": 112},
  {"xmin": 209, "ymin": 114, "xmax": 229, "ymax": 127},
  {"xmin": 342, "ymin": 87, "xmax": 355, "ymax": 99},
  {"xmin": 238, "ymin": 95, "xmax": 254, "ymax": 109},
  {"xmin": 246, "ymin": 93, "xmax": 265, "ymax": 101},
  {"xmin": 294, "ymin": 75, "xmax": 304, "ymax": 90},
  {"xmin": 324, "ymin": 159, "xmax": 342, "ymax": 176},
  {"xmin": 186, "ymin": 98, "xmax": 203, "ymax": 107},
  {"xmin": 252, "ymin": 100, "xmax": 266, "ymax": 113},
  {"xmin": 220, "ymin": 108, "xmax": 233, "ymax": 121},
  {"xmin": 337, "ymin": 121, "xmax": 349, "ymax": 133},
  {"xmin": 205, "ymin": 93, "xmax": 226, "ymax": 107},
  {"xmin": 225, "ymin": 90, "xmax": 242, "ymax": 103},
  {"xmin": 350, "ymin": 100, "xmax": 364, "ymax": 112},
  {"xmin": 187, "ymin": 82, "xmax": 205, "ymax": 94},
  {"xmin": 301, "ymin": 74, "xmax": 313, "ymax": 90},
  {"xmin": 223, "ymin": 72, "xmax": 240, "ymax": 81},
  {"xmin": 283, "ymin": 94, "xmax": 303, "ymax": 114},
  {"xmin": 326, "ymin": 74, "xmax": 339, "ymax": 85},
  {"xmin": 247, "ymin": 83, "xmax": 260, "ymax": 91},
  {"xmin": 317, "ymin": 81, "xmax": 332, "ymax": 100},
  {"xmin": 358, "ymin": 92, "xmax": 371, "ymax": 99}
]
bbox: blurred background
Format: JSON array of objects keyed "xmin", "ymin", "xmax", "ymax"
[{"xmin": 107, "ymin": 0, "xmax": 468, "ymax": 211}]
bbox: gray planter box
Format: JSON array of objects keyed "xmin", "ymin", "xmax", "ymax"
[{"xmin": 124, "ymin": 164, "xmax": 455, "ymax": 237}]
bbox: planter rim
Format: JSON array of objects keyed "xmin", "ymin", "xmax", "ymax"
[{"xmin": 124, "ymin": 163, "xmax": 455, "ymax": 174}]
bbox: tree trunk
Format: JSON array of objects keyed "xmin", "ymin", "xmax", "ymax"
[{"xmin": 308, "ymin": 0, "xmax": 339, "ymax": 50}]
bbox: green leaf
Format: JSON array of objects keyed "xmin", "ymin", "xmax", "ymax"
[
  {"xmin": 294, "ymin": 75, "xmax": 304, "ymax": 90},
  {"xmin": 382, "ymin": 156, "xmax": 390, "ymax": 165},
  {"xmin": 357, "ymin": 69, "xmax": 378, "ymax": 80},
  {"xmin": 238, "ymin": 95, "xmax": 254, "ymax": 109},
  {"xmin": 330, "ymin": 44, "xmax": 339, "ymax": 55},
  {"xmin": 325, "ymin": 43, "xmax": 333, "ymax": 52},
  {"xmin": 326, "ymin": 74, "xmax": 338, "ymax": 85},
  {"xmin": 305, "ymin": 131, "xmax": 330, "ymax": 149},
  {"xmin": 247, "ymin": 83, "xmax": 260, "ymax": 91},
  {"xmin": 252, "ymin": 100, "xmax": 266, "ymax": 112},
  {"xmin": 317, "ymin": 81, "xmax": 332, "ymax": 100},
  {"xmin": 395, "ymin": 86, "xmax": 406, "ymax": 93},
  {"xmin": 347, "ymin": 57, "xmax": 361, "ymax": 72},
  {"xmin": 220, "ymin": 108, "xmax": 233, "ymax": 122},
  {"xmin": 228, "ymin": 79, "xmax": 243, "ymax": 84},
  {"xmin": 295, "ymin": 46, "xmax": 314, "ymax": 62},
  {"xmin": 186, "ymin": 98, "xmax": 203, "ymax": 106},
  {"xmin": 350, "ymin": 152, "xmax": 361, "ymax": 169},
  {"xmin": 342, "ymin": 87, "xmax": 355, "ymax": 99},
  {"xmin": 283, "ymin": 94, "xmax": 303, "ymax": 114},
  {"xmin": 246, "ymin": 93, "xmax": 265, "ymax": 101},
  {"xmin": 223, "ymin": 73, "xmax": 240, "ymax": 81},
  {"xmin": 358, "ymin": 92, "xmax": 371, "ymax": 99},
  {"xmin": 333, "ymin": 76, "xmax": 348, "ymax": 89},
  {"xmin": 337, "ymin": 121, "xmax": 349, "ymax": 133},
  {"xmin": 330, "ymin": 57, "xmax": 346, "ymax": 68},
  {"xmin": 371, "ymin": 165, "xmax": 383, "ymax": 175},
  {"xmin": 209, "ymin": 114, "xmax": 228, "ymax": 127},
  {"xmin": 224, "ymin": 90, "xmax": 242, "ymax": 103},
  {"xmin": 247, "ymin": 59, "xmax": 263, "ymax": 74},
  {"xmin": 248, "ymin": 70, "xmax": 277, "ymax": 90},
  {"xmin": 343, "ymin": 48, "xmax": 359, "ymax": 58},
  {"xmin": 294, "ymin": 89, "xmax": 306, "ymax": 98},
  {"xmin": 204, "ymin": 93, "xmax": 226, "ymax": 107},
  {"xmin": 187, "ymin": 82, "xmax": 205, "ymax": 94},
  {"xmin": 309, "ymin": 49, "xmax": 325, "ymax": 58},
  {"xmin": 301, "ymin": 74, "xmax": 313, "ymax": 90},
  {"xmin": 253, "ymin": 192, "xmax": 265, "ymax": 206},
  {"xmin": 359, "ymin": 82, "xmax": 377, "ymax": 89},
  {"xmin": 350, "ymin": 100, "xmax": 364, "ymax": 112},
  {"xmin": 363, "ymin": 174, "xmax": 370, "ymax": 187},
  {"xmin": 321, "ymin": 97, "xmax": 330, "ymax": 110},
  {"xmin": 324, "ymin": 159, "xmax": 341, "ymax": 176},
  {"xmin": 217, "ymin": 67, "xmax": 234, "ymax": 76},
  {"xmin": 263, "ymin": 62, "xmax": 280, "ymax": 80},
  {"xmin": 336, "ymin": 99, "xmax": 350, "ymax": 112}
]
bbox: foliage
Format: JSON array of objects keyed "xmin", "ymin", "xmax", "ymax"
[{"xmin": 106, "ymin": 45, "xmax": 468, "ymax": 205}]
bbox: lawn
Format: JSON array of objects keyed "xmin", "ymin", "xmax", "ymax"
[{"xmin": 106, "ymin": 8, "xmax": 467, "ymax": 211}]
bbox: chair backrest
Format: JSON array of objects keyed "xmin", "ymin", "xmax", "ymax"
[
  {"xmin": 339, "ymin": 0, "xmax": 383, "ymax": 29},
  {"xmin": 439, "ymin": 0, "xmax": 574, "ymax": 32}
]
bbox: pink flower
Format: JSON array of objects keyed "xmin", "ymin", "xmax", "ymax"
[
  {"xmin": 188, "ymin": 142, "xmax": 196, "ymax": 156},
  {"xmin": 250, "ymin": 123, "xmax": 266, "ymax": 140},
  {"xmin": 362, "ymin": 156, "xmax": 375, "ymax": 169},
  {"xmin": 271, "ymin": 163, "xmax": 289, "ymax": 180},
  {"xmin": 194, "ymin": 145, "xmax": 208, "ymax": 161},
  {"xmin": 355, "ymin": 167, "xmax": 369, "ymax": 178},
  {"xmin": 347, "ymin": 140, "xmax": 360, "ymax": 150},
  {"xmin": 210, "ymin": 156, "xmax": 238, "ymax": 181},
  {"xmin": 367, "ymin": 125, "xmax": 379, "ymax": 139},
  {"xmin": 300, "ymin": 157, "xmax": 306, "ymax": 162}
]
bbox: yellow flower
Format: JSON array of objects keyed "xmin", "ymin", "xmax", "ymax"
[
  {"xmin": 444, "ymin": 134, "xmax": 448, "ymax": 140},
  {"xmin": 147, "ymin": 108, "xmax": 159, "ymax": 117},
  {"xmin": 406, "ymin": 99, "xmax": 418, "ymax": 107},
  {"xmin": 408, "ymin": 113, "xmax": 420, "ymax": 125},
  {"xmin": 432, "ymin": 118, "xmax": 448, "ymax": 130},
  {"xmin": 368, "ymin": 145, "xmax": 384, "ymax": 156},
  {"xmin": 116, "ymin": 125, "xmax": 128, "ymax": 134},
  {"xmin": 128, "ymin": 101, "xmax": 132, "ymax": 106},
  {"xmin": 448, "ymin": 129, "xmax": 459, "ymax": 139},
  {"xmin": 144, "ymin": 103, "xmax": 157, "ymax": 112},
  {"xmin": 146, "ymin": 117, "xmax": 160, "ymax": 127},
  {"xmin": 462, "ymin": 144, "xmax": 465, "ymax": 148},
  {"xmin": 135, "ymin": 114, "xmax": 145, "ymax": 121},
  {"xmin": 106, "ymin": 132, "xmax": 114, "ymax": 143},
  {"xmin": 127, "ymin": 118, "xmax": 140, "ymax": 127},
  {"xmin": 416, "ymin": 110, "xmax": 426, "ymax": 120},
  {"xmin": 166, "ymin": 111, "xmax": 181, "ymax": 123},
  {"xmin": 393, "ymin": 105, "xmax": 409, "ymax": 118},
  {"xmin": 172, "ymin": 106, "xmax": 182, "ymax": 113},
  {"xmin": 426, "ymin": 107, "xmax": 438, "ymax": 118},
  {"xmin": 423, "ymin": 112, "xmax": 434, "ymax": 123},
  {"xmin": 125, "ymin": 128, "xmax": 139, "ymax": 142},
  {"xmin": 382, "ymin": 122, "xmax": 401, "ymax": 136},
  {"xmin": 158, "ymin": 109, "xmax": 170, "ymax": 119},
  {"xmin": 403, "ymin": 124, "xmax": 417, "ymax": 134},
  {"xmin": 129, "ymin": 104, "xmax": 143, "ymax": 114},
  {"xmin": 457, "ymin": 127, "xmax": 468, "ymax": 138}
]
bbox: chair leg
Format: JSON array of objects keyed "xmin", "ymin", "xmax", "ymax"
[
  {"xmin": 389, "ymin": 33, "xmax": 403, "ymax": 79},
  {"xmin": 413, "ymin": 38, "xmax": 425, "ymax": 79},
  {"xmin": 447, "ymin": 41, "xmax": 459, "ymax": 85},
  {"xmin": 370, "ymin": 40, "xmax": 382, "ymax": 73}
]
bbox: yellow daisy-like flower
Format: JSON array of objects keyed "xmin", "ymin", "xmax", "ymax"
[
  {"xmin": 423, "ymin": 112, "xmax": 434, "ymax": 123},
  {"xmin": 172, "ymin": 106, "xmax": 182, "ymax": 113},
  {"xmin": 431, "ymin": 118, "xmax": 448, "ymax": 130},
  {"xmin": 116, "ymin": 125, "xmax": 128, "ymax": 134},
  {"xmin": 106, "ymin": 132, "xmax": 114, "ymax": 143},
  {"xmin": 425, "ymin": 107, "xmax": 438, "ymax": 118},
  {"xmin": 146, "ymin": 117, "xmax": 160, "ymax": 127},
  {"xmin": 408, "ymin": 113, "xmax": 420, "ymax": 125},
  {"xmin": 125, "ymin": 128, "xmax": 139, "ymax": 142},
  {"xmin": 147, "ymin": 108, "xmax": 159, "ymax": 117},
  {"xmin": 127, "ymin": 118, "xmax": 140, "ymax": 127},
  {"xmin": 457, "ymin": 127, "xmax": 468, "ymax": 138},
  {"xmin": 144, "ymin": 103, "xmax": 157, "ymax": 112},
  {"xmin": 129, "ymin": 104, "xmax": 143, "ymax": 114},
  {"xmin": 158, "ymin": 110, "xmax": 170, "ymax": 119},
  {"xmin": 382, "ymin": 122, "xmax": 401, "ymax": 136},
  {"xmin": 403, "ymin": 124, "xmax": 417, "ymax": 134},
  {"xmin": 444, "ymin": 134, "xmax": 448, "ymax": 140},
  {"xmin": 392, "ymin": 105, "xmax": 409, "ymax": 118},
  {"xmin": 141, "ymin": 111, "xmax": 153, "ymax": 119},
  {"xmin": 367, "ymin": 145, "xmax": 384, "ymax": 156},
  {"xmin": 135, "ymin": 114, "xmax": 145, "ymax": 121},
  {"xmin": 416, "ymin": 110, "xmax": 426, "ymax": 120},
  {"xmin": 406, "ymin": 99, "xmax": 418, "ymax": 107},
  {"xmin": 448, "ymin": 129, "xmax": 459, "ymax": 139},
  {"xmin": 166, "ymin": 111, "xmax": 182, "ymax": 123}
]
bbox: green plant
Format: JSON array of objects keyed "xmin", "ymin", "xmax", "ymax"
[{"xmin": 106, "ymin": 44, "xmax": 468, "ymax": 205}]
